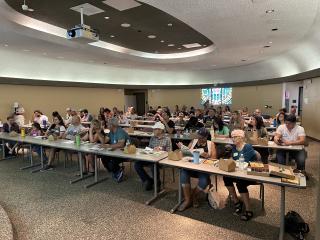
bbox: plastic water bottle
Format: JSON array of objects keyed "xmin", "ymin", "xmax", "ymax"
[
  {"xmin": 239, "ymin": 153, "xmax": 245, "ymax": 170},
  {"xmin": 126, "ymin": 139, "xmax": 130, "ymax": 146},
  {"xmin": 75, "ymin": 134, "xmax": 81, "ymax": 146}
]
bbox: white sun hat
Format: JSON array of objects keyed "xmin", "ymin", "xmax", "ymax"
[{"xmin": 153, "ymin": 122, "xmax": 165, "ymax": 130}]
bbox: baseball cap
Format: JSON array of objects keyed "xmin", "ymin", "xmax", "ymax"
[
  {"xmin": 110, "ymin": 117, "xmax": 119, "ymax": 126},
  {"xmin": 153, "ymin": 122, "xmax": 165, "ymax": 130}
]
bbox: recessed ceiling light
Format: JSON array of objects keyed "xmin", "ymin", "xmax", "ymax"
[
  {"xmin": 266, "ymin": 10, "xmax": 275, "ymax": 13},
  {"xmin": 177, "ymin": 47, "xmax": 182, "ymax": 50},
  {"xmin": 183, "ymin": 43, "xmax": 202, "ymax": 49},
  {"xmin": 272, "ymin": 28, "xmax": 278, "ymax": 31},
  {"xmin": 167, "ymin": 23, "xmax": 173, "ymax": 27},
  {"xmin": 269, "ymin": 41, "xmax": 273, "ymax": 44},
  {"xmin": 148, "ymin": 35, "xmax": 156, "ymax": 39},
  {"xmin": 104, "ymin": 16, "xmax": 110, "ymax": 19},
  {"xmin": 121, "ymin": 23, "xmax": 131, "ymax": 28},
  {"xmin": 168, "ymin": 44, "xmax": 175, "ymax": 47},
  {"xmin": 4, "ymin": 44, "xmax": 8, "ymax": 47},
  {"xmin": 110, "ymin": 35, "xmax": 115, "ymax": 38},
  {"xmin": 264, "ymin": 45, "xmax": 271, "ymax": 48},
  {"xmin": 160, "ymin": 40, "xmax": 165, "ymax": 43}
]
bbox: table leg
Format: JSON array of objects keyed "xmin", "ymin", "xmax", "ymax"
[
  {"xmin": 21, "ymin": 145, "xmax": 41, "ymax": 170},
  {"xmin": 70, "ymin": 152, "xmax": 93, "ymax": 184},
  {"xmin": 145, "ymin": 163, "xmax": 166, "ymax": 205},
  {"xmin": 85, "ymin": 155, "xmax": 107, "ymax": 188},
  {"xmin": 279, "ymin": 186, "xmax": 285, "ymax": 240},
  {"xmin": 170, "ymin": 168, "xmax": 182, "ymax": 213},
  {"xmin": 31, "ymin": 146, "xmax": 44, "ymax": 173},
  {"xmin": 1, "ymin": 139, "xmax": 5, "ymax": 159}
]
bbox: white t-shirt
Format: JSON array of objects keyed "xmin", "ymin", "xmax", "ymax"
[
  {"xmin": 276, "ymin": 124, "xmax": 306, "ymax": 142},
  {"xmin": 34, "ymin": 115, "xmax": 49, "ymax": 125}
]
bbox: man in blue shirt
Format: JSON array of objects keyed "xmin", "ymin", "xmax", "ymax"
[{"xmin": 101, "ymin": 118, "xmax": 129, "ymax": 182}]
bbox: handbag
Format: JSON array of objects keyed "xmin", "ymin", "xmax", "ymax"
[
  {"xmin": 285, "ymin": 211, "xmax": 309, "ymax": 240},
  {"xmin": 207, "ymin": 184, "xmax": 224, "ymax": 209}
]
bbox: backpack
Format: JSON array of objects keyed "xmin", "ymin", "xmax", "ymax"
[{"xmin": 285, "ymin": 211, "xmax": 309, "ymax": 240}]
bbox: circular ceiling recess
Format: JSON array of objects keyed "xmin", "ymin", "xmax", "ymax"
[{"xmin": 4, "ymin": 0, "xmax": 215, "ymax": 58}]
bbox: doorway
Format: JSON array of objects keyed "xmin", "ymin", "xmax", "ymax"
[
  {"xmin": 124, "ymin": 89, "xmax": 148, "ymax": 116},
  {"xmin": 298, "ymin": 86, "xmax": 303, "ymax": 117}
]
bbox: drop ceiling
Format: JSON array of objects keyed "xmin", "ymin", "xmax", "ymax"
[{"xmin": 0, "ymin": 0, "xmax": 320, "ymax": 86}]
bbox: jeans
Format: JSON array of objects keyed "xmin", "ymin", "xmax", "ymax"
[
  {"xmin": 180, "ymin": 169, "xmax": 210, "ymax": 190},
  {"xmin": 134, "ymin": 161, "xmax": 160, "ymax": 184},
  {"xmin": 276, "ymin": 149, "xmax": 306, "ymax": 170},
  {"xmin": 101, "ymin": 156, "xmax": 122, "ymax": 174}
]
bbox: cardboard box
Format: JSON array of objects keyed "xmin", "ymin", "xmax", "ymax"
[
  {"xmin": 219, "ymin": 159, "xmax": 236, "ymax": 172},
  {"xmin": 168, "ymin": 150, "xmax": 183, "ymax": 161}
]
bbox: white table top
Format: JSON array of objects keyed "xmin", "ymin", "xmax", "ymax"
[
  {"xmin": 160, "ymin": 157, "xmax": 306, "ymax": 189},
  {"xmin": 211, "ymin": 137, "xmax": 304, "ymax": 150},
  {"xmin": 119, "ymin": 124, "xmax": 154, "ymax": 129},
  {"xmin": 0, "ymin": 132, "xmax": 167, "ymax": 162}
]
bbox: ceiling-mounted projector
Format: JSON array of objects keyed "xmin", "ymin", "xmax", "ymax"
[
  {"xmin": 67, "ymin": 24, "xmax": 99, "ymax": 43},
  {"xmin": 66, "ymin": 7, "xmax": 99, "ymax": 43}
]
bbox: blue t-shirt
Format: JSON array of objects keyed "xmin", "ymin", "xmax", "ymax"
[
  {"xmin": 232, "ymin": 143, "xmax": 256, "ymax": 163},
  {"xmin": 109, "ymin": 127, "xmax": 129, "ymax": 144}
]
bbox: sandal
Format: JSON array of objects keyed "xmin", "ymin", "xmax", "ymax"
[
  {"xmin": 178, "ymin": 200, "xmax": 192, "ymax": 212},
  {"xmin": 241, "ymin": 211, "xmax": 253, "ymax": 221},
  {"xmin": 233, "ymin": 201, "xmax": 243, "ymax": 215}
]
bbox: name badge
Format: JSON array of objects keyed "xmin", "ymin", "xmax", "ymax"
[{"xmin": 233, "ymin": 152, "xmax": 238, "ymax": 157}]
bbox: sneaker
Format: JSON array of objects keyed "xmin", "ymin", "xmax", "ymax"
[
  {"xmin": 41, "ymin": 164, "xmax": 54, "ymax": 171},
  {"xmin": 113, "ymin": 169, "xmax": 124, "ymax": 183}
]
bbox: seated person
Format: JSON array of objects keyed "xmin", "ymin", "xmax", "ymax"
[
  {"xmin": 223, "ymin": 105, "xmax": 232, "ymax": 117},
  {"xmin": 175, "ymin": 112, "xmax": 187, "ymax": 127},
  {"xmin": 184, "ymin": 116, "xmax": 204, "ymax": 131},
  {"xmin": 213, "ymin": 117, "xmax": 230, "ymax": 138},
  {"xmin": 246, "ymin": 115, "xmax": 268, "ymax": 163},
  {"xmin": 176, "ymin": 128, "xmax": 216, "ymax": 211},
  {"xmin": 33, "ymin": 110, "xmax": 49, "ymax": 126},
  {"xmin": 29, "ymin": 122, "xmax": 47, "ymax": 162},
  {"xmin": 274, "ymin": 114, "xmax": 306, "ymax": 171},
  {"xmin": 194, "ymin": 109, "xmax": 204, "ymax": 120},
  {"xmin": 101, "ymin": 118, "xmax": 129, "ymax": 182},
  {"xmin": 80, "ymin": 109, "xmax": 93, "ymax": 122},
  {"xmin": 14, "ymin": 106, "xmax": 25, "ymax": 127},
  {"xmin": 42, "ymin": 115, "xmax": 81, "ymax": 170},
  {"xmin": 241, "ymin": 107, "xmax": 249, "ymax": 117},
  {"xmin": 2, "ymin": 115, "xmax": 20, "ymax": 157},
  {"xmin": 157, "ymin": 111, "xmax": 175, "ymax": 134},
  {"xmin": 83, "ymin": 120, "xmax": 108, "ymax": 174},
  {"xmin": 223, "ymin": 129, "xmax": 257, "ymax": 221},
  {"xmin": 229, "ymin": 110, "xmax": 245, "ymax": 132},
  {"xmin": 134, "ymin": 122, "xmax": 172, "ymax": 191},
  {"xmin": 203, "ymin": 108, "xmax": 218, "ymax": 127},
  {"xmin": 273, "ymin": 112, "xmax": 286, "ymax": 128}
]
